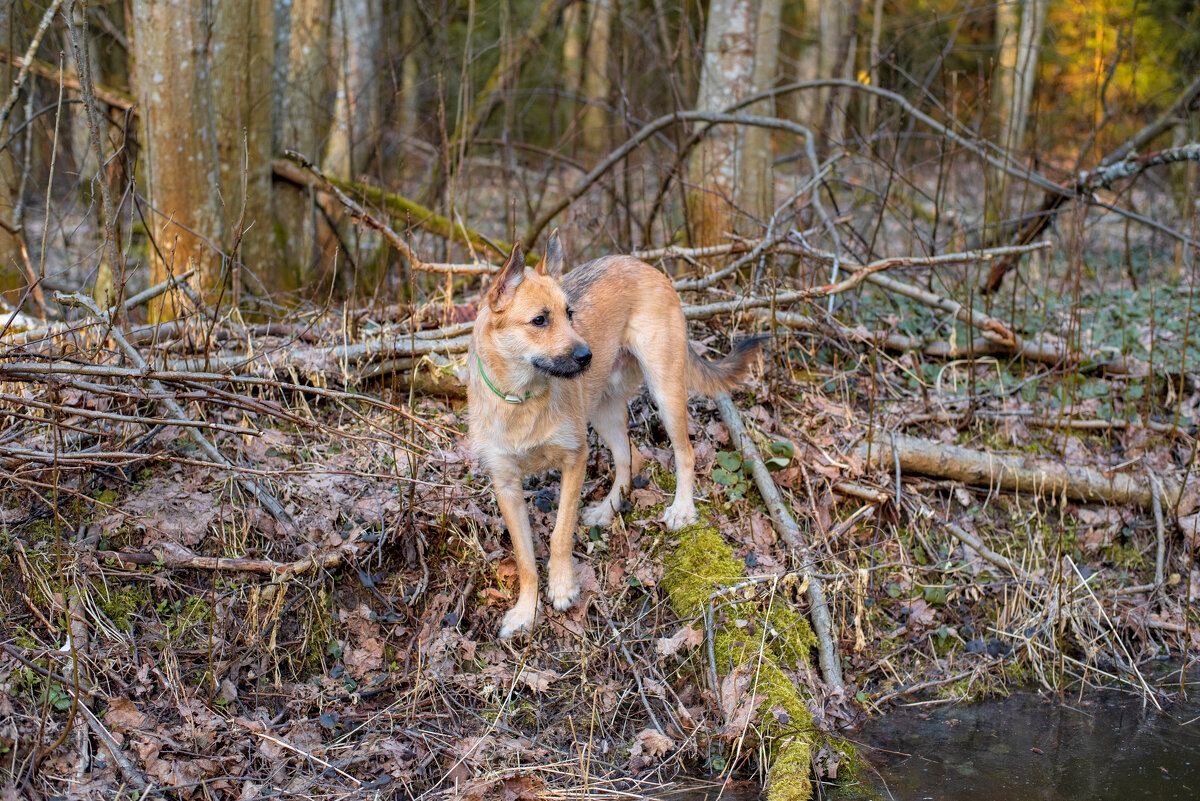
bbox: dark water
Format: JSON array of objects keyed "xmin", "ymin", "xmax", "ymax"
[{"xmin": 851, "ymin": 678, "xmax": 1200, "ymax": 801}]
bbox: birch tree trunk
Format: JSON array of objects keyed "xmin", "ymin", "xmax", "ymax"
[
  {"xmin": 275, "ymin": 0, "xmax": 337, "ymax": 287},
  {"xmin": 686, "ymin": 0, "xmax": 758, "ymax": 247},
  {"xmin": 582, "ymin": 0, "xmax": 614, "ymax": 152},
  {"xmin": 212, "ymin": 0, "xmax": 276, "ymax": 287},
  {"xmin": 990, "ymin": 0, "xmax": 1047, "ymax": 223},
  {"xmin": 131, "ymin": 0, "xmax": 224, "ymax": 317}
]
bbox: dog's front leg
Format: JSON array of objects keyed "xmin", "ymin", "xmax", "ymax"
[
  {"xmin": 547, "ymin": 447, "xmax": 587, "ymax": 610},
  {"xmin": 494, "ymin": 472, "xmax": 539, "ymax": 639}
]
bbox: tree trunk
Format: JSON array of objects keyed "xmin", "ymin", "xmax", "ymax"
[
  {"xmin": 0, "ymin": 6, "xmax": 24, "ymax": 296},
  {"xmin": 686, "ymin": 0, "xmax": 758, "ymax": 247},
  {"xmin": 131, "ymin": 0, "xmax": 224, "ymax": 317},
  {"xmin": 212, "ymin": 0, "xmax": 276, "ymax": 290},
  {"xmin": 792, "ymin": 0, "xmax": 820, "ymax": 124},
  {"xmin": 397, "ymin": 0, "xmax": 420, "ymax": 147},
  {"xmin": 582, "ymin": 0, "xmax": 614, "ymax": 153},
  {"xmin": 990, "ymin": 0, "xmax": 1047, "ymax": 223},
  {"xmin": 324, "ymin": 0, "xmax": 382, "ymax": 178},
  {"xmin": 741, "ymin": 0, "xmax": 783, "ymax": 226},
  {"xmin": 274, "ymin": 0, "xmax": 337, "ymax": 288}
]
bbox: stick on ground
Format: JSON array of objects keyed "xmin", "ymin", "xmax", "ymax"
[{"xmin": 714, "ymin": 392, "xmax": 844, "ymax": 689}]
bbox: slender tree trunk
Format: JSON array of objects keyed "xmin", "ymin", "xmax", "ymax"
[
  {"xmin": 212, "ymin": 0, "xmax": 276, "ymax": 288},
  {"xmin": 563, "ymin": 0, "xmax": 585, "ymax": 119},
  {"xmin": 990, "ymin": 0, "xmax": 1047, "ymax": 222},
  {"xmin": 397, "ymin": 0, "xmax": 420, "ymax": 146},
  {"xmin": 582, "ymin": 0, "xmax": 613, "ymax": 152},
  {"xmin": 741, "ymin": 0, "xmax": 783, "ymax": 225},
  {"xmin": 131, "ymin": 0, "xmax": 224, "ymax": 317},
  {"xmin": 275, "ymin": 0, "xmax": 337, "ymax": 287},
  {"xmin": 324, "ymin": 0, "xmax": 382, "ymax": 178},
  {"xmin": 866, "ymin": 0, "xmax": 884, "ymax": 131},
  {"xmin": 0, "ymin": 6, "xmax": 24, "ymax": 295},
  {"xmin": 793, "ymin": 0, "xmax": 820, "ymax": 124},
  {"xmin": 687, "ymin": 0, "xmax": 758, "ymax": 247}
]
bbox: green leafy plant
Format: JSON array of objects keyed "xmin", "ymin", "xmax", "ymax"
[{"xmin": 711, "ymin": 451, "xmax": 751, "ymax": 500}]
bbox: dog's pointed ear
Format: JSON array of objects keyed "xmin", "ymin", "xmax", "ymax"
[
  {"xmin": 536, "ymin": 229, "xmax": 565, "ymax": 280},
  {"xmin": 487, "ymin": 243, "xmax": 526, "ymax": 311}
]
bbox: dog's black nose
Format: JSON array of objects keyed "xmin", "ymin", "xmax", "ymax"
[{"xmin": 573, "ymin": 345, "xmax": 592, "ymax": 367}]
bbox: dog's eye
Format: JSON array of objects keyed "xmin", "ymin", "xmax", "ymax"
[
  {"xmin": 566, "ymin": 308, "xmax": 575, "ymax": 321},
  {"xmin": 531, "ymin": 314, "xmax": 547, "ymax": 327}
]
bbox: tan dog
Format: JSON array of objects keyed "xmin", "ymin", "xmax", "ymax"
[{"xmin": 468, "ymin": 231, "xmax": 762, "ymax": 637}]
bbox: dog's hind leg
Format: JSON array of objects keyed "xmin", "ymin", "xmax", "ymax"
[
  {"xmin": 547, "ymin": 447, "xmax": 587, "ymax": 610},
  {"xmin": 582, "ymin": 395, "xmax": 633, "ymax": 527},
  {"xmin": 639, "ymin": 358, "xmax": 698, "ymax": 530}
]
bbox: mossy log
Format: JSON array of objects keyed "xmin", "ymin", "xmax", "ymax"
[{"xmin": 663, "ymin": 520, "xmax": 848, "ymax": 801}]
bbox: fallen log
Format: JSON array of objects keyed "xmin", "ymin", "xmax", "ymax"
[{"xmin": 854, "ymin": 431, "xmax": 1183, "ymax": 510}]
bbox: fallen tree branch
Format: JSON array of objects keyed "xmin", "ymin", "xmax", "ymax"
[
  {"xmin": 984, "ymin": 74, "xmax": 1200, "ymax": 292},
  {"xmin": 3, "ymin": 268, "xmax": 196, "ymax": 344},
  {"xmin": 854, "ymin": 431, "xmax": 1182, "ymax": 509},
  {"xmin": 96, "ymin": 541, "xmax": 342, "ymax": 578},
  {"xmin": 54, "ymin": 292, "xmax": 296, "ymax": 531},
  {"xmin": 714, "ymin": 392, "xmax": 844, "ymax": 690},
  {"xmin": 274, "ymin": 154, "xmax": 507, "ymax": 261}
]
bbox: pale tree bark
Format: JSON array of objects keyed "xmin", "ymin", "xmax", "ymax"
[
  {"xmin": 324, "ymin": 0, "xmax": 382, "ymax": 178},
  {"xmin": 582, "ymin": 0, "xmax": 613, "ymax": 152},
  {"xmin": 990, "ymin": 0, "xmax": 1047, "ymax": 222},
  {"xmin": 131, "ymin": 0, "xmax": 224, "ymax": 317},
  {"xmin": 212, "ymin": 0, "xmax": 276, "ymax": 287},
  {"xmin": 687, "ymin": 0, "xmax": 758, "ymax": 247},
  {"xmin": 275, "ymin": 0, "xmax": 337, "ymax": 287},
  {"xmin": 794, "ymin": 0, "xmax": 846, "ymax": 128},
  {"xmin": 397, "ymin": 0, "xmax": 420, "ymax": 145},
  {"xmin": 741, "ymin": 0, "xmax": 783, "ymax": 225}
]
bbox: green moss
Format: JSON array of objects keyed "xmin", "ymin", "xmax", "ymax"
[
  {"xmin": 663, "ymin": 519, "xmax": 843, "ymax": 801},
  {"xmin": 95, "ymin": 583, "xmax": 147, "ymax": 631},
  {"xmin": 653, "ymin": 467, "xmax": 677, "ymax": 494}
]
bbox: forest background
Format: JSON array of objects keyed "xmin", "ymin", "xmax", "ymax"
[{"xmin": 0, "ymin": 0, "xmax": 1198, "ymax": 799}]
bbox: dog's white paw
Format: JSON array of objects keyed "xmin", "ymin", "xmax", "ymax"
[
  {"xmin": 499, "ymin": 601, "xmax": 536, "ymax": 639},
  {"xmin": 547, "ymin": 564, "xmax": 579, "ymax": 611},
  {"xmin": 662, "ymin": 500, "xmax": 698, "ymax": 530},
  {"xmin": 581, "ymin": 499, "xmax": 615, "ymax": 527}
]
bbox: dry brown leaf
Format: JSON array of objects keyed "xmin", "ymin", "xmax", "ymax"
[
  {"xmin": 123, "ymin": 477, "xmax": 216, "ymax": 546},
  {"xmin": 516, "ymin": 666, "xmax": 561, "ymax": 693},
  {"xmin": 104, "ymin": 697, "xmax": 147, "ymax": 732},
  {"xmin": 345, "ymin": 637, "xmax": 384, "ymax": 678},
  {"xmin": 630, "ymin": 727, "xmax": 674, "ymax": 759},
  {"xmin": 656, "ymin": 624, "xmax": 705, "ymax": 657}
]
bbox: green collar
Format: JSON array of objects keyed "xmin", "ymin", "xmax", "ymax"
[{"xmin": 477, "ymin": 355, "xmax": 531, "ymax": 404}]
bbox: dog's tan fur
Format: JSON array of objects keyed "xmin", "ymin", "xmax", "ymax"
[{"xmin": 468, "ymin": 231, "xmax": 762, "ymax": 637}]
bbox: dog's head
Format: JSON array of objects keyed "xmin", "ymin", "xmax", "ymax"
[{"xmin": 481, "ymin": 230, "xmax": 592, "ymax": 378}]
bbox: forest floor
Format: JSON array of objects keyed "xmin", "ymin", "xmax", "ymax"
[{"xmin": 1, "ymin": 184, "xmax": 1199, "ymax": 799}]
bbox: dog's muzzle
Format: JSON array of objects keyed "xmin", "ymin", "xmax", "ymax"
[{"xmin": 534, "ymin": 345, "xmax": 592, "ymax": 378}]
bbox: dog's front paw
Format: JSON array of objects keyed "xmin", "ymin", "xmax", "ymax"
[
  {"xmin": 662, "ymin": 500, "xmax": 698, "ymax": 530},
  {"xmin": 499, "ymin": 600, "xmax": 537, "ymax": 639},
  {"xmin": 581, "ymin": 500, "xmax": 615, "ymax": 527},
  {"xmin": 547, "ymin": 563, "xmax": 580, "ymax": 611}
]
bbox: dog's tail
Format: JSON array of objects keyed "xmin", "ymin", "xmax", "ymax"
[{"xmin": 686, "ymin": 335, "xmax": 767, "ymax": 396}]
